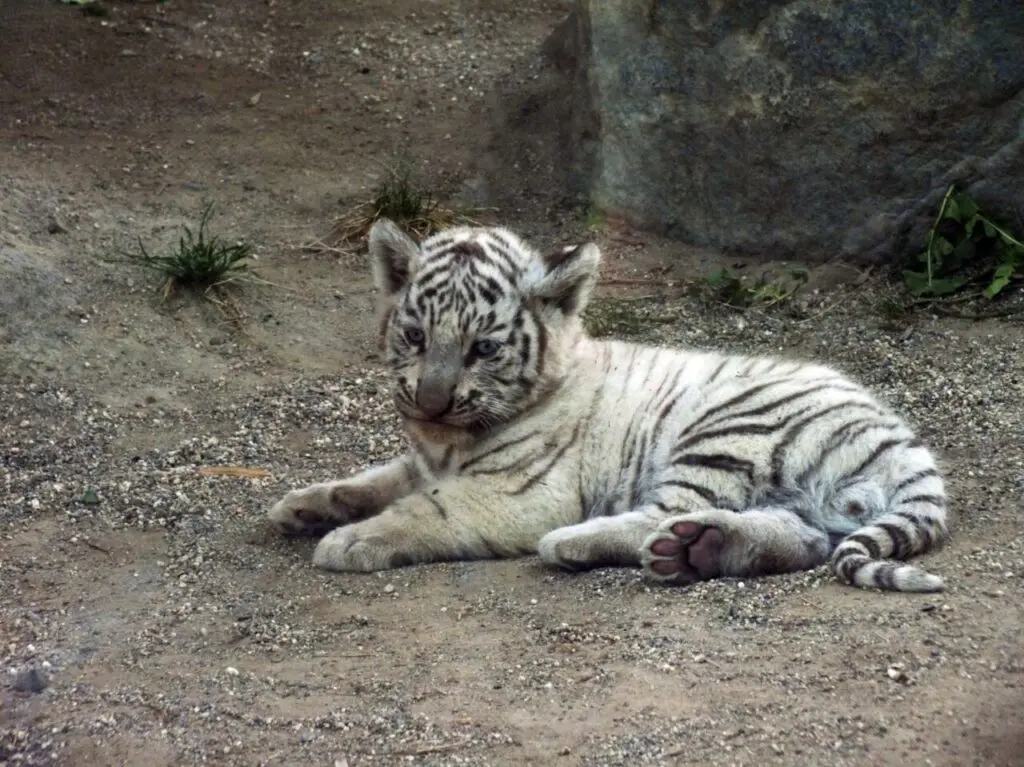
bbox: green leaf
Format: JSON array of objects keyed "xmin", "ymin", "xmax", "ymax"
[
  {"xmin": 983, "ymin": 263, "xmax": 1017, "ymax": 299},
  {"xmin": 936, "ymin": 237, "xmax": 954, "ymax": 257},
  {"xmin": 946, "ymin": 237, "xmax": 976, "ymax": 272},
  {"xmin": 82, "ymin": 488, "xmax": 101, "ymax": 505},
  {"xmin": 943, "ymin": 196, "xmax": 960, "ymax": 220},
  {"xmin": 928, "ymin": 276, "xmax": 970, "ymax": 296},
  {"xmin": 902, "ymin": 270, "xmax": 931, "ymax": 296},
  {"xmin": 1008, "ymin": 243, "xmax": 1024, "ymax": 265},
  {"xmin": 788, "ymin": 266, "xmax": 810, "ymax": 284},
  {"xmin": 705, "ymin": 268, "xmax": 734, "ymax": 289},
  {"xmin": 903, "ymin": 270, "xmax": 968, "ymax": 297},
  {"xmin": 953, "ymin": 193, "xmax": 979, "ymax": 220},
  {"xmin": 982, "ymin": 219, "xmax": 997, "ymax": 238}
]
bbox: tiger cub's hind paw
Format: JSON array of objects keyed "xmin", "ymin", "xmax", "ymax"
[{"xmin": 640, "ymin": 517, "xmax": 726, "ymax": 584}]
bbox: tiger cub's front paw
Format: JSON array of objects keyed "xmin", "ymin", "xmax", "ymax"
[
  {"xmin": 268, "ymin": 481, "xmax": 379, "ymax": 537},
  {"xmin": 312, "ymin": 526, "xmax": 407, "ymax": 573}
]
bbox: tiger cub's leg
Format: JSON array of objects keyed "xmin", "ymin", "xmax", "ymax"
[
  {"xmin": 640, "ymin": 508, "xmax": 831, "ymax": 584},
  {"xmin": 268, "ymin": 457, "xmax": 421, "ymax": 537},
  {"xmin": 311, "ymin": 471, "xmax": 580, "ymax": 573}
]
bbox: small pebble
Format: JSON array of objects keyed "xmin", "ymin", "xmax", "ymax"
[{"xmin": 12, "ymin": 668, "xmax": 48, "ymax": 695}]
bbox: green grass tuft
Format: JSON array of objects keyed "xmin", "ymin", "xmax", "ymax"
[
  {"xmin": 328, "ymin": 166, "xmax": 479, "ymax": 247},
  {"xmin": 122, "ymin": 202, "xmax": 254, "ymax": 298}
]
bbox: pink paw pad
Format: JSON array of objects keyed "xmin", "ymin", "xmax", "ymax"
[{"xmin": 646, "ymin": 521, "xmax": 726, "ymax": 581}]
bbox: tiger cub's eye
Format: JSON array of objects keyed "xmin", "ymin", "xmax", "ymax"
[{"xmin": 472, "ymin": 339, "xmax": 500, "ymax": 358}]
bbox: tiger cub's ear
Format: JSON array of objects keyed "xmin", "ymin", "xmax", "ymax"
[
  {"xmin": 524, "ymin": 242, "xmax": 601, "ymax": 316},
  {"xmin": 369, "ymin": 218, "xmax": 421, "ymax": 297}
]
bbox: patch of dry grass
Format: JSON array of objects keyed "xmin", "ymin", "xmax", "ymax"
[{"xmin": 304, "ymin": 167, "xmax": 484, "ymax": 258}]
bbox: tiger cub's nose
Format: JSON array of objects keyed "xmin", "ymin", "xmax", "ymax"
[
  {"xmin": 417, "ymin": 346, "xmax": 460, "ymax": 418},
  {"xmin": 415, "ymin": 383, "xmax": 454, "ymax": 418}
]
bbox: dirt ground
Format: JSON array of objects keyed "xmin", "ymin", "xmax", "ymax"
[{"xmin": 2, "ymin": 1, "xmax": 1024, "ymax": 766}]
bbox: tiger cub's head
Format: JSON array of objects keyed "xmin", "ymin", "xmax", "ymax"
[{"xmin": 368, "ymin": 218, "xmax": 600, "ymax": 444}]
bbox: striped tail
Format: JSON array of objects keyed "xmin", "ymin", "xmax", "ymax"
[{"xmin": 831, "ymin": 493, "xmax": 949, "ymax": 593}]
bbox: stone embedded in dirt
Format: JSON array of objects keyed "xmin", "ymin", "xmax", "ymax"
[
  {"xmin": 12, "ymin": 667, "xmax": 48, "ymax": 695},
  {"xmin": 886, "ymin": 664, "xmax": 909, "ymax": 683},
  {"xmin": 489, "ymin": 0, "xmax": 1024, "ymax": 263}
]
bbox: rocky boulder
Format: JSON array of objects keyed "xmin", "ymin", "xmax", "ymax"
[{"xmin": 486, "ymin": 0, "xmax": 1024, "ymax": 262}]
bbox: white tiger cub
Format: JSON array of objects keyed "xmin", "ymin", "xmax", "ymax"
[{"xmin": 269, "ymin": 218, "xmax": 950, "ymax": 592}]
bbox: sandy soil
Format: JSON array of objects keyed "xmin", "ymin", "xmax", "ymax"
[{"xmin": 2, "ymin": 1, "xmax": 1023, "ymax": 766}]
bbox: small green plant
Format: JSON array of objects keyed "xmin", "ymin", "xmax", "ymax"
[
  {"xmin": 122, "ymin": 202, "xmax": 254, "ymax": 298},
  {"xmin": 581, "ymin": 201, "xmax": 605, "ymax": 231},
  {"xmin": 372, "ymin": 167, "xmax": 438, "ymax": 224},
  {"xmin": 329, "ymin": 166, "xmax": 476, "ymax": 246},
  {"xmin": 903, "ymin": 185, "xmax": 1024, "ymax": 300},
  {"xmin": 704, "ymin": 267, "xmax": 808, "ymax": 309}
]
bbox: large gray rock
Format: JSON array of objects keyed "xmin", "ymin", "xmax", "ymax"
[{"xmin": 486, "ymin": 0, "xmax": 1024, "ymax": 262}]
